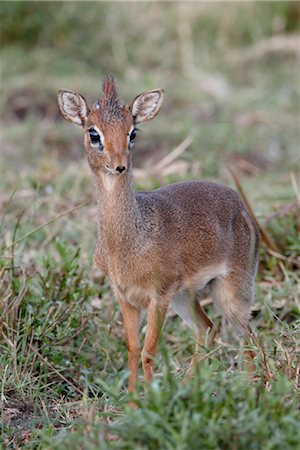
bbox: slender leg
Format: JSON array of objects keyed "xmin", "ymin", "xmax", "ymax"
[
  {"xmin": 194, "ymin": 299, "xmax": 218, "ymax": 347},
  {"xmin": 119, "ymin": 298, "xmax": 141, "ymax": 392},
  {"xmin": 210, "ymin": 276, "xmax": 257, "ymax": 376},
  {"xmin": 185, "ymin": 299, "xmax": 217, "ymax": 379},
  {"xmin": 142, "ymin": 300, "xmax": 168, "ymax": 383}
]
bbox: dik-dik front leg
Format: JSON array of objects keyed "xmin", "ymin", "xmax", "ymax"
[
  {"xmin": 119, "ymin": 298, "xmax": 141, "ymax": 392},
  {"xmin": 142, "ymin": 300, "xmax": 168, "ymax": 383}
]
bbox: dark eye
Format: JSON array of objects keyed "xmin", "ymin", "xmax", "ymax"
[
  {"xmin": 129, "ymin": 129, "xmax": 137, "ymax": 142},
  {"xmin": 89, "ymin": 128, "xmax": 100, "ymax": 143},
  {"xmin": 128, "ymin": 128, "xmax": 137, "ymax": 150},
  {"xmin": 89, "ymin": 128, "xmax": 103, "ymax": 151}
]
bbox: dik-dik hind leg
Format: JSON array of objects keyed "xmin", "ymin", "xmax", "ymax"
[
  {"xmin": 172, "ymin": 289, "xmax": 217, "ymax": 343},
  {"xmin": 119, "ymin": 298, "xmax": 141, "ymax": 392},
  {"xmin": 172, "ymin": 290, "xmax": 217, "ymax": 378},
  {"xmin": 184, "ymin": 303, "xmax": 218, "ymax": 380},
  {"xmin": 210, "ymin": 275, "xmax": 256, "ymax": 374},
  {"xmin": 194, "ymin": 299, "xmax": 218, "ymax": 348},
  {"xmin": 142, "ymin": 300, "xmax": 168, "ymax": 383}
]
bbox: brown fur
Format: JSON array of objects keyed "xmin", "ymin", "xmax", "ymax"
[{"xmin": 57, "ymin": 76, "xmax": 260, "ymax": 391}]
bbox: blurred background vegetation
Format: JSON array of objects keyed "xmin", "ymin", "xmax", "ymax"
[
  {"xmin": 1, "ymin": 1, "xmax": 299, "ymax": 179},
  {"xmin": 0, "ymin": 2, "xmax": 299, "ymax": 448},
  {"xmin": 1, "ymin": 0, "xmax": 299, "ymax": 261}
]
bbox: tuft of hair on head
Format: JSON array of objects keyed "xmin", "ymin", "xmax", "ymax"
[
  {"xmin": 102, "ymin": 75, "xmax": 118, "ymax": 100},
  {"xmin": 98, "ymin": 75, "xmax": 124, "ymax": 121}
]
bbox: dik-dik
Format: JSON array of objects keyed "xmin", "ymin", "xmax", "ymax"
[{"xmin": 57, "ymin": 76, "xmax": 259, "ymax": 391}]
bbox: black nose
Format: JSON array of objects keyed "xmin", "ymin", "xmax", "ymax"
[{"xmin": 115, "ymin": 165, "xmax": 126, "ymax": 173}]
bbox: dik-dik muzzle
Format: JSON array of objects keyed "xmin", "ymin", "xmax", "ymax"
[{"xmin": 84, "ymin": 121, "xmax": 134, "ymax": 175}]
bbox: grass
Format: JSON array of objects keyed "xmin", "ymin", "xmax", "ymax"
[{"xmin": 0, "ymin": 2, "xmax": 299, "ymax": 449}]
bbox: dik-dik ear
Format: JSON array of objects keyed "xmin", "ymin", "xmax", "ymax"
[
  {"xmin": 130, "ymin": 89, "xmax": 164, "ymax": 124},
  {"xmin": 57, "ymin": 90, "xmax": 89, "ymax": 127}
]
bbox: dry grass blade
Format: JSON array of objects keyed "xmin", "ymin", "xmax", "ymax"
[
  {"xmin": 290, "ymin": 172, "xmax": 300, "ymax": 207},
  {"xmin": 0, "ymin": 266, "xmax": 7, "ymax": 290},
  {"xmin": 0, "ymin": 267, "xmax": 27, "ymax": 324},
  {"xmin": 249, "ymin": 331, "xmax": 274, "ymax": 382},
  {"xmin": 2, "ymin": 200, "xmax": 89, "ymax": 253},
  {"xmin": 228, "ymin": 165, "xmax": 280, "ymax": 254},
  {"xmin": 152, "ymin": 136, "xmax": 193, "ymax": 174},
  {"xmin": 28, "ymin": 344, "xmax": 83, "ymax": 396},
  {"xmin": 295, "ymin": 365, "xmax": 300, "ymax": 392},
  {"xmin": 133, "ymin": 136, "xmax": 193, "ymax": 180}
]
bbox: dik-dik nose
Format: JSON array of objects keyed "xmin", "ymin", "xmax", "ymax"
[{"xmin": 115, "ymin": 165, "xmax": 127, "ymax": 174}]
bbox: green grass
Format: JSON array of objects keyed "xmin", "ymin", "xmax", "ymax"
[
  {"xmin": 1, "ymin": 249, "xmax": 299, "ymax": 449},
  {"xmin": 0, "ymin": 2, "xmax": 299, "ymax": 448}
]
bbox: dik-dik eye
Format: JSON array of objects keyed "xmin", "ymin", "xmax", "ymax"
[
  {"xmin": 128, "ymin": 128, "xmax": 137, "ymax": 150},
  {"xmin": 89, "ymin": 128, "xmax": 103, "ymax": 151}
]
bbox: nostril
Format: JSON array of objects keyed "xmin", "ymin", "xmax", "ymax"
[{"xmin": 115, "ymin": 165, "xmax": 126, "ymax": 173}]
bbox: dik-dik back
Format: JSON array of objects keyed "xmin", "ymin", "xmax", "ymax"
[
  {"xmin": 136, "ymin": 179, "xmax": 258, "ymax": 274},
  {"xmin": 57, "ymin": 76, "xmax": 259, "ymax": 392}
]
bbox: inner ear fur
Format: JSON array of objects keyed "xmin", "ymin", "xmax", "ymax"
[
  {"xmin": 57, "ymin": 90, "xmax": 89, "ymax": 127},
  {"xmin": 130, "ymin": 89, "xmax": 164, "ymax": 124}
]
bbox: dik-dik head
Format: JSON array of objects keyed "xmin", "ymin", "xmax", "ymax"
[{"xmin": 57, "ymin": 76, "xmax": 164, "ymax": 175}]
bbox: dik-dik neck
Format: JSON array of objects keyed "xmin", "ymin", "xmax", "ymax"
[{"xmin": 94, "ymin": 170, "xmax": 145, "ymax": 256}]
